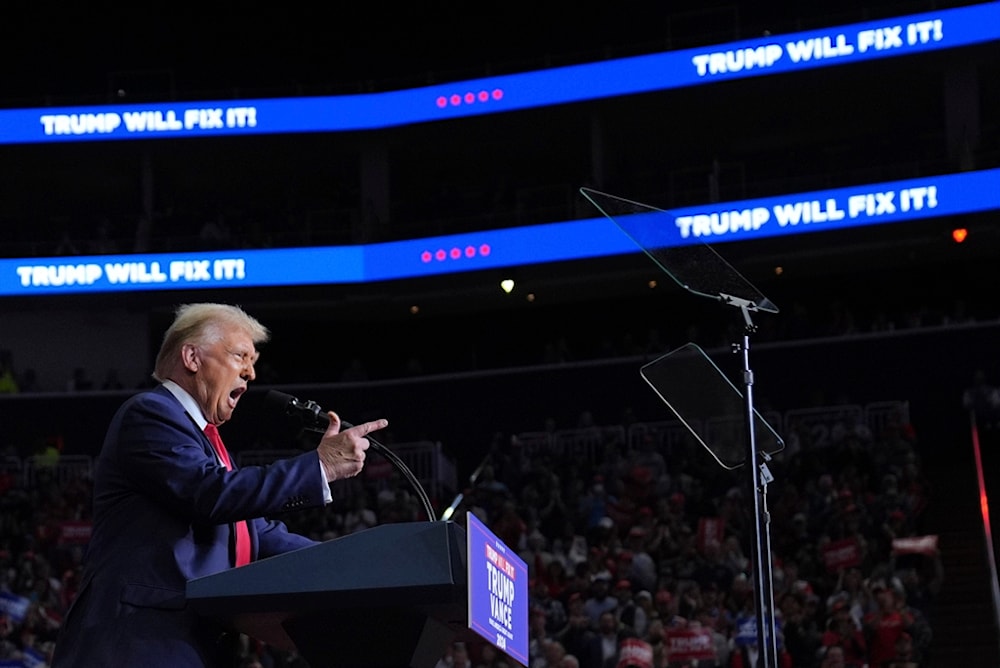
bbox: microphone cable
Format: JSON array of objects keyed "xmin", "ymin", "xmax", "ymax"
[{"xmin": 265, "ymin": 390, "xmax": 436, "ymax": 522}]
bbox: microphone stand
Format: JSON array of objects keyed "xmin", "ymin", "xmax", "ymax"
[
  {"xmin": 440, "ymin": 452, "xmax": 492, "ymax": 521},
  {"xmin": 267, "ymin": 390, "xmax": 438, "ymax": 523},
  {"xmin": 304, "ymin": 422, "xmax": 437, "ymax": 523}
]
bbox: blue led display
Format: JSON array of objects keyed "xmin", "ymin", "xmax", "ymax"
[
  {"xmin": 2, "ymin": 169, "xmax": 996, "ymax": 296},
  {"xmin": 0, "ymin": 3, "xmax": 996, "ymax": 144}
]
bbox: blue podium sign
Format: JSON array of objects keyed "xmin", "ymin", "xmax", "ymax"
[{"xmin": 466, "ymin": 513, "xmax": 529, "ymax": 666}]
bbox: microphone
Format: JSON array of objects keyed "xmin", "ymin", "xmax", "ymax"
[
  {"xmin": 265, "ymin": 390, "xmax": 336, "ymax": 431},
  {"xmin": 264, "ymin": 390, "xmax": 435, "ymax": 522}
]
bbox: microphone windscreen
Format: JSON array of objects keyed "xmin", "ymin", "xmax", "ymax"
[{"xmin": 265, "ymin": 389, "xmax": 296, "ymax": 414}]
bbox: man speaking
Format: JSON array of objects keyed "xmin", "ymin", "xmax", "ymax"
[{"xmin": 51, "ymin": 303, "xmax": 388, "ymax": 667}]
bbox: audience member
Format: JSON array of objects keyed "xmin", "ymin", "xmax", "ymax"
[{"xmin": 0, "ymin": 351, "xmax": 18, "ymax": 394}]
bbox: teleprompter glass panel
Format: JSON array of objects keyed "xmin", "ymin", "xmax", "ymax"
[
  {"xmin": 580, "ymin": 187, "xmax": 778, "ymax": 313},
  {"xmin": 640, "ymin": 343, "xmax": 784, "ymax": 469}
]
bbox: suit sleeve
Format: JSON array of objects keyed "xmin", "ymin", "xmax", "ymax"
[{"xmin": 109, "ymin": 391, "xmax": 328, "ymax": 532}]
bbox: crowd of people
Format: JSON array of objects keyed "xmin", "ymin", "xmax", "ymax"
[
  {"xmin": 0, "ymin": 384, "xmax": 941, "ymax": 667},
  {"xmin": 435, "ymin": 401, "xmax": 939, "ymax": 668}
]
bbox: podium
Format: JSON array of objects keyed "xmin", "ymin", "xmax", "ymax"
[{"xmin": 187, "ymin": 521, "xmax": 473, "ymax": 668}]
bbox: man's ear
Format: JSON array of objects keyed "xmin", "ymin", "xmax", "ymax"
[{"xmin": 181, "ymin": 343, "xmax": 200, "ymax": 373}]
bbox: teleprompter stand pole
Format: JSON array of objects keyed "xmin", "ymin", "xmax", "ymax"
[{"xmin": 727, "ymin": 295, "xmax": 778, "ymax": 668}]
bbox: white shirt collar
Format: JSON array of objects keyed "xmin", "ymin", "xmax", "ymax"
[{"xmin": 162, "ymin": 379, "xmax": 208, "ymax": 431}]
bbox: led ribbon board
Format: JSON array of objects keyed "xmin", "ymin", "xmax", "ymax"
[
  {"xmin": 2, "ymin": 168, "xmax": 997, "ymax": 296},
  {"xmin": 0, "ymin": 3, "xmax": 997, "ymax": 144}
]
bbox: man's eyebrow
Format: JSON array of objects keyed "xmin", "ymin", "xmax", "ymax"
[{"xmin": 226, "ymin": 344, "xmax": 258, "ymax": 360}]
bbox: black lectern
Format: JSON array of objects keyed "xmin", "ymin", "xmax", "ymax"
[{"xmin": 187, "ymin": 521, "xmax": 472, "ymax": 668}]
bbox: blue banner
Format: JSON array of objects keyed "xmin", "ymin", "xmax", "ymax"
[
  {"xmin": 1, "ymin": 168, "xmax": 997, "ymax": 297},
  {"xmin": 0, "ymin": 3, "xmax": 997, "ymax": 144},
  {"xmin": 0, "ymin": 591, "xmax": 30, "ymax": 624}
]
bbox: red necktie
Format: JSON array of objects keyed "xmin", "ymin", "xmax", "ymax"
[{"xmin": 204, "ymin": 423, "xmax": 252, "ymax": 567}]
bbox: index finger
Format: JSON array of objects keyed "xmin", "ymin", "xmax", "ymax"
[{"xmin": 352, "ymin": 418, "xmax": 389, "ymax": 435}]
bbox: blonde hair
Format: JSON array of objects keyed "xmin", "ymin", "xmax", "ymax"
[{"xmin": 152, "ymin": 303, "xmax": 269, "ymax": 381}]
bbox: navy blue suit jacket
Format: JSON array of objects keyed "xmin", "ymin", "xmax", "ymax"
[{"xmin": 52, "ymin": 385, "xmax": 323, "ymax": 667}]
